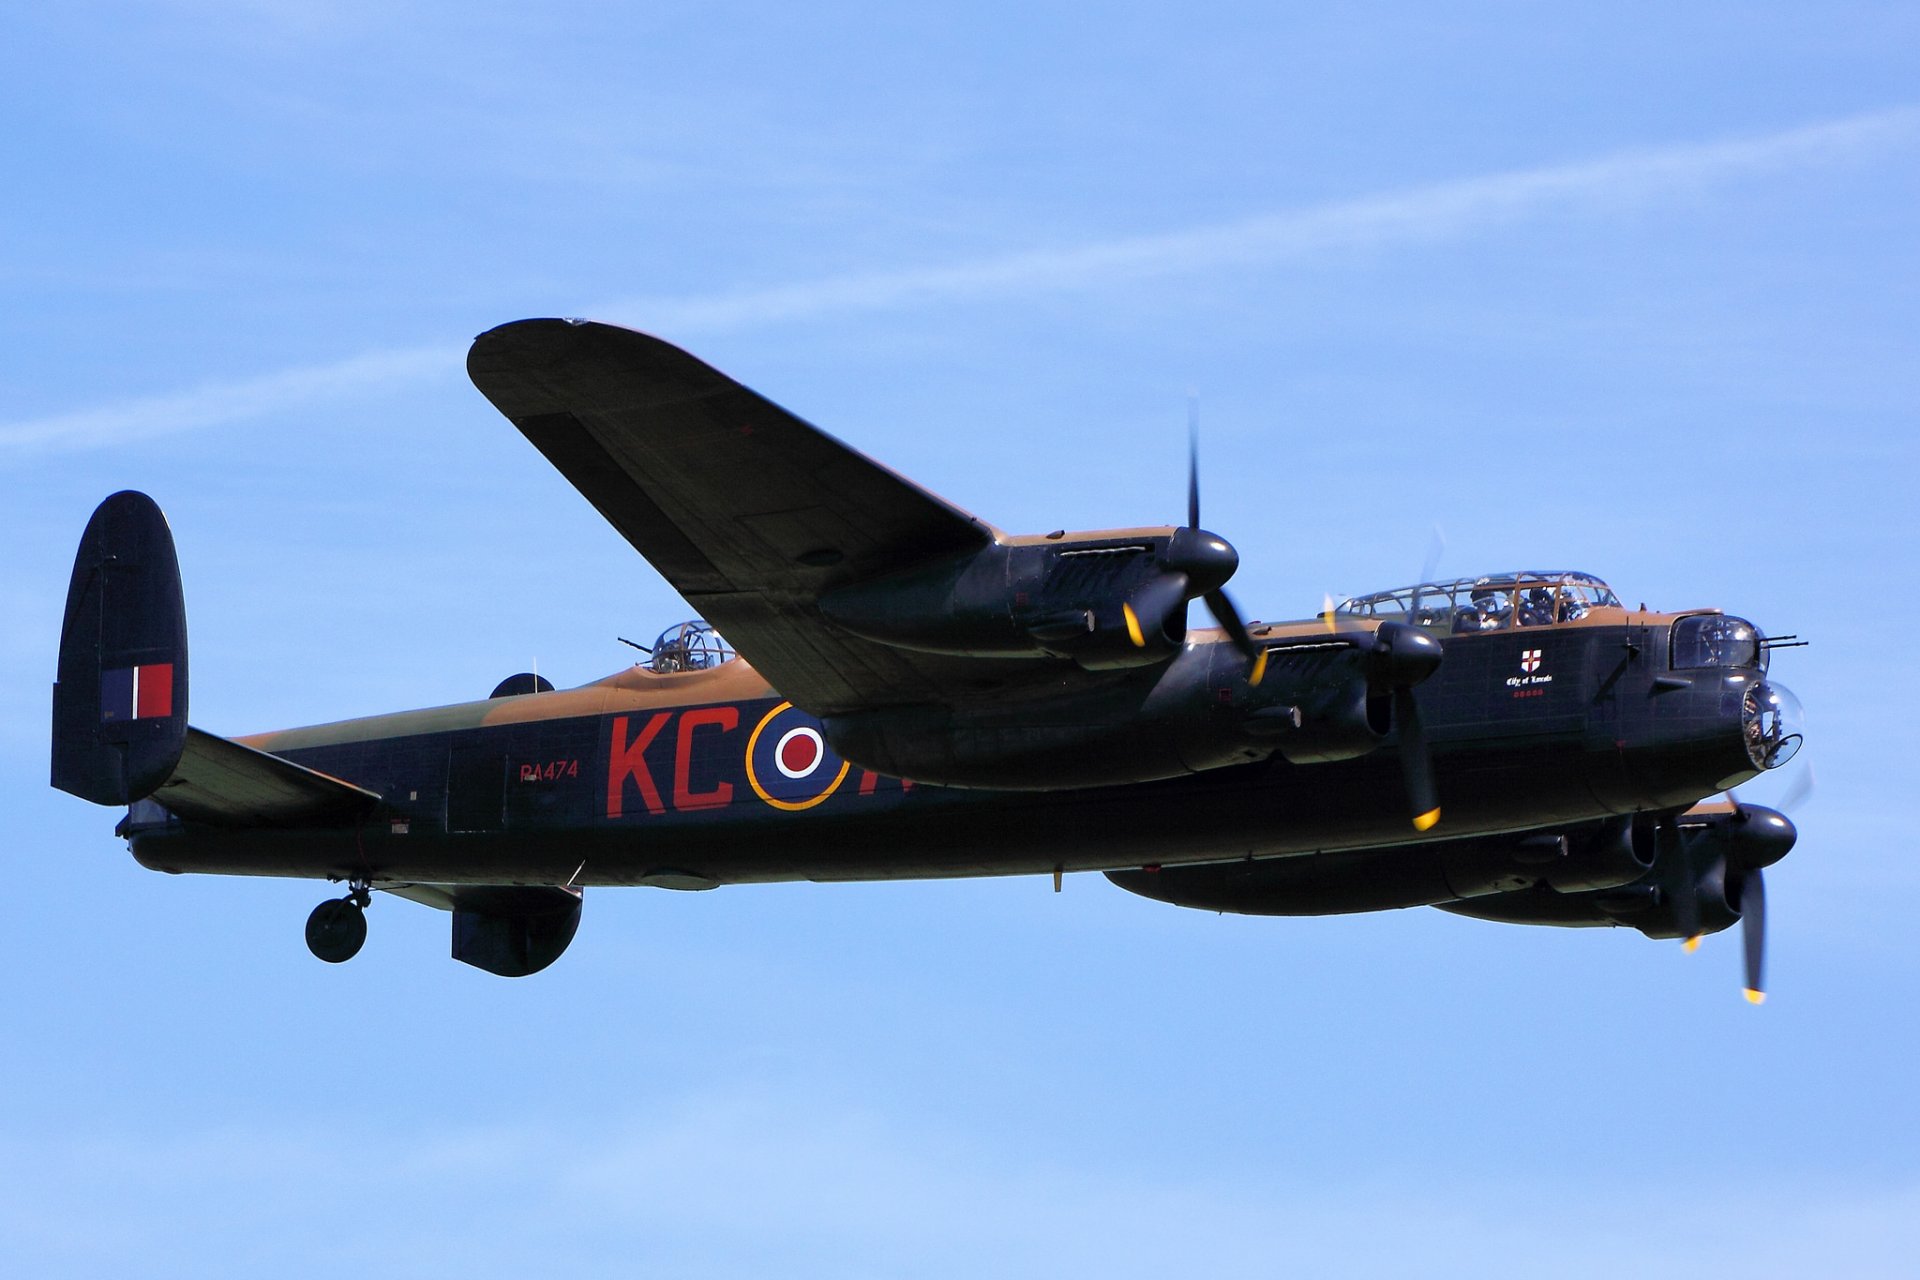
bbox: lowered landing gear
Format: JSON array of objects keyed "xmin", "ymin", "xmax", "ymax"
[{"xmin": 305, "ymin": 882, "xmax": 371, "ymax": 963}]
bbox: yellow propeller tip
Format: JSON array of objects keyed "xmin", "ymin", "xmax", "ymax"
[
  {"xmin": 1122, "ymin": 602, "xmax": 1146, "ymax": 648},
  {"xmin": 1249, "ymin": 650, "xmax": 1268, "ymax": 687},
  {"xmin": 1744, "ymin": 989, "xmax": 1767, "ymax": 1005},
  {"xmin": 1683, "ymin": 935, "xmax": 1703, "ymax": 953},
  {"xmin": 1412, "ymin": 808, "xmax": 1441, "ymax": 832}
]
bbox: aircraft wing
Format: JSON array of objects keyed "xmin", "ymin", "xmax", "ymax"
[
  {"xmin": 150, "ymin": 727, "xmax": 381, "ymax": 827},
  {"xmin": 469, "ymin": 318, "xmax": 1053, "ymax": 715}
]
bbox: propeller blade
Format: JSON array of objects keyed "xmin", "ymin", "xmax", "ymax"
[
  {"xmin": 1419, "ymin": 525, "xmax": 1447, "ymax": 588},
  {"xmin": 1658, "ymin": 818, "xmax": 1701, "ymax": 946},
  {"xmin": 1740, "ymin": 868, "xmax": 1767, "ymax": 1004},
  {"xmin": 1407, "ymin": 525, "xmax": 1446, "ymax": 623},
  {"xmin": 1395, "ymin": 685, "xmax": 1440, "ymax": 831},
  {"xmin": 1204, "ymin": 588, "xmax": 1266, "ymax": 684},
  {"xmin": 1173, "ymin": 399, "xmax": 1262, "ymax": 684},
  {"xmin": 1777, "ymin": 763, "xmax": 1816, "ymax": 815},
  {"xmin": 1125, "ymin": 572, "xmax": 1192, "ymax": 649},
  {"xmin": 1187, "ymin": 393, "xmax": 1201, "ymax": 531},
  {"xmin": 1203, "ymin": 589, "xmax": 1254, "ymax": 654},
  {"xmin": 1726, "ymin": 761, "xmax": 1814, "ymax": 822}
]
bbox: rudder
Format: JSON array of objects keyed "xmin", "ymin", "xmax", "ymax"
[{"xmin": 51, "ymin": 491, "xmax": 189, "ymax": 805}]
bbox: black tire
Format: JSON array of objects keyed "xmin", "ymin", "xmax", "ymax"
[{"xmin": 305, "ymin": 898, "xmax": 367, "ymax": 963}]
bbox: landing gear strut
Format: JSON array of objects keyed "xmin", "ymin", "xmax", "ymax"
[{"xmin": 305, "ymin": 880, "xmax": 371, "ymax": 963}]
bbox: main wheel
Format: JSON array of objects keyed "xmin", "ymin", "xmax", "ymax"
[{"xmin": 305, "ymin": 898, "xmax": 367, "ymax": 963}]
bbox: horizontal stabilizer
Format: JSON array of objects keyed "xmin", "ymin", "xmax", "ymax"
[{"xmin": 151, "ymin": 728, "xmax": 381, "ymax": 828}]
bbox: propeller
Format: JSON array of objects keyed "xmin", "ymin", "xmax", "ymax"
[
  {"xmin": 1174, "ymin": 406, "xmax": 1446, "ymax": 819},
  {"xmin": 1659, "ymin": 817, "xmax": 1703, "ymax": 949},
  {"xmin": 1391, "ymin": 527, "xmax": 1448, "ymax": 830},
  {"xmin": 1721, "ymin": 774, "xmax": 1805, "ymax": 1004},
  {"xmin": 1369, "ymin": 621, "xmax": 1445, "ymax": 830},
  {"xmin": 1678, "ymin": 776, "xmax": 1804, "ymax": 1003},
  {"xmin": 1175, "ymin": 396, "xmax": 1267, "ymax": 685}
]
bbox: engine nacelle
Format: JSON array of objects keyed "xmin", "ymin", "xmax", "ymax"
[
  {"xmin": 818, "ymin": 532, "xmax": 1219, "ymax": 672},
  {"xmin": 823, "ymin": 641, "xmax": 1271, "ymax": 788},
  {"xmin": 1105, "ymin": 816, "xmax": 1659, "ymax": 917},
  {"xmin": 1269, "ymin": 679, "xmax": 1388, "ymax": 765},
  {"xmin": 1438, "ymin": 816, "xmax": 1655, "ymax": 897},
  {"xmin": 1435, "ymin": 806, "xmax": 1793, "ymax": 939},
  {"xmin": 1434, "ymin": 871, "xmax": 1740, "ymax": 939},
  {"xmin": 819, "ymin": 614, "xmax": 1439, "ymax": 792},
  {"xmin": 1242, "ymin": 640, "xmax": 1396, "ymax": 766}
]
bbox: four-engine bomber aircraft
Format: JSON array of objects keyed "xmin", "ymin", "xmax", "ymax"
[{"xmin": 52, "ymin": 319, "xmax": 1806, "ymax": 997}]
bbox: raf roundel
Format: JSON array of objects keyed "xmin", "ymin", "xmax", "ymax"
[
  {"xmin": 746, "ymin": 702, "xmax": 851, "ymax": 811},
  {"xmin": 774, "ymin": 726, "xmax": 825, "ymax": 779}
]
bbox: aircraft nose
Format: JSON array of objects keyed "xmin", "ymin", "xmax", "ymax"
[{"xmin": 1742, "ymin": 679, "xmax": 1804, "ymax": 770}]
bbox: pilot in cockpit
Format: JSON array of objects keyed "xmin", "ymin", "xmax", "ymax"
[
  {"xmin": 1519, "ymin": 587, "xmax": 1556, "ymax": 627},
  {"xmin": 1455, "ymin": 582, "xmax": 1512, "ymax": 633}
]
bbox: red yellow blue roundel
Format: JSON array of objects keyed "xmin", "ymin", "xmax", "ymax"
[{"xmin": 745, "ymin": 702, "xmax": 850, "ymax": 811}]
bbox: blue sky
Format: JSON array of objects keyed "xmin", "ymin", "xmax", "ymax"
[{"xmin": 3, "ymin": 3, "xmax": 1917, "ymax": 1275}]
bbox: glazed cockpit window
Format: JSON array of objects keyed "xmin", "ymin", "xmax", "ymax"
[
  {"xmin": 646, "ymin": 620, "xmax": 737, "ymax": 673},
  {"xmin": 1671, "ymin": 614, "xmax": 1765, "ymax": 671},
  {"xmin": 1336, "ymin": 572, "xmax": 1621, "ymax": 635}
]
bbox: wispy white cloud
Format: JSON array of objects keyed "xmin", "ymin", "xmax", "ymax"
[
  {"xmin": 5, "ymin": 106, "xmax": 1915, "ymax": 460},
  {"xmin": 0, "ymin": 342, "xmax": 456, "ymax": 458},
  {"xmin": 615, "ymin": 105, "xmax": 1920, "ymax": 331}
]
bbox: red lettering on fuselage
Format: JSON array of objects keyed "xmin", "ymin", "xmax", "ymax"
[
  {"xmin": 857, "ymin": 769, "xmax": 913, "ymax": 795},
  {"xmin": 607, "ymin": 712, "xmax": 671, "ymax": 817},
  {"xmin": 673, "ymin": 706, "xmax": 738, "ymax": 811},
  {"xmin": 606, "ymin": 705, "xmax": 914, "ymax": 819},
  {"xmin": 520, "ymin": 759, "xmax": 579, "ymax": 782}
]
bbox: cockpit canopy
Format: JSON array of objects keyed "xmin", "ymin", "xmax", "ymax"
[
  {"xmin": 644, "ymin": 619, "xmax": 737, "ymax": 673},
  {"xmin": 1336, "ymin": 571, "xmax": 1622, "ymax": 635}
]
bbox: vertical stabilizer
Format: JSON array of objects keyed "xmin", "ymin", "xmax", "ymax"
[{"xmin": 51, "ymin": 491, "xmax": 190, "ymax": 805}]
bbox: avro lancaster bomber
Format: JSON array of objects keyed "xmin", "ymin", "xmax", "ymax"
[{"xmin": 52, "ymin": 320, "xmax": 1806, "ymax": 998}]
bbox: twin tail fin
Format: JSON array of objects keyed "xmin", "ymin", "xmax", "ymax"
[{"xmin": 51, "ymin": 491, "xmax": 189, "ymax": 805}]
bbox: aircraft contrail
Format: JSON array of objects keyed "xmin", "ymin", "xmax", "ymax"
[{"xmin": 5, "ymin": 105, "xmax": 1915, "ymax": 458}]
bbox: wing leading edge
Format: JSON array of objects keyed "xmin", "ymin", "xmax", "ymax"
[{"xmin": 469, "ymin": 318, "xmax": 1048, "ymax": 715}]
